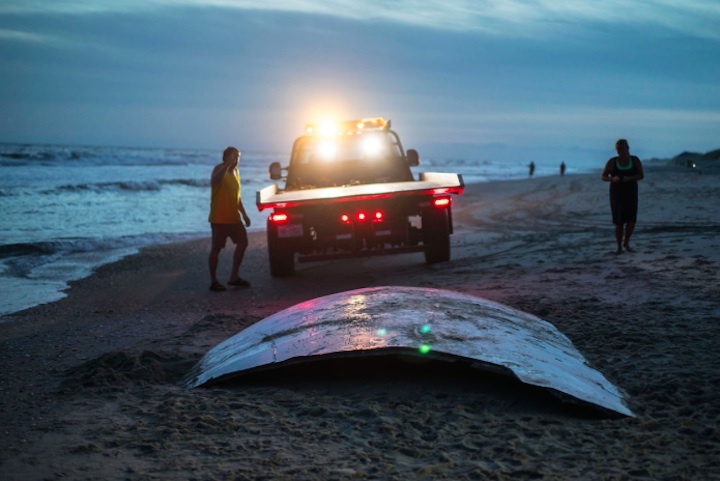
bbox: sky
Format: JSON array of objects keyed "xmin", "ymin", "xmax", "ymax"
[{"xmin": 1, "ymin": 0, "xmax": 719, "ymax": 164}]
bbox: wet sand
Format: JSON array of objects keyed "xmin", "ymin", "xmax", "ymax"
[{"xmin": 2, "ymin": 169, "xmax": 719, "ymax": 480}]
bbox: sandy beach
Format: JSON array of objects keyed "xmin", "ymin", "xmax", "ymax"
[{"xmin": 1, "ymin": 168, "xmax": 719, "ymax": 480}]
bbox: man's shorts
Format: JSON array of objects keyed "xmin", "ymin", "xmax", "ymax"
[{"xmin": 211, "ymin": 223, "xmax": 248, "ymax": 249}]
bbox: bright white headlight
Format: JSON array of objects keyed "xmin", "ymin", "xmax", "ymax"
[
  {"xmin": 362, "ymin": 135, "xmax": 383, "ymax": 157},
  {"xmin": 317, "ymin": 140, "xmax": 337, "ymax": 160}
]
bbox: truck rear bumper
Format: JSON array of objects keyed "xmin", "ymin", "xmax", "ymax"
[{"xmin": 297, "ymin": 245, "xmax": 425, "ymax": 263}]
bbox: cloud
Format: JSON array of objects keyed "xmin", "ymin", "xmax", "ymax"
[
  {"xmin": 3, "ymin": 0, "xmax": 720, "ymax": 39},
  {"xmin": 1, "ymin": 1, "xmax": 717, "ymax": 158},
  {"xmin": 0, "ymin": 28, "xmax": 53, "ymax": 43}
]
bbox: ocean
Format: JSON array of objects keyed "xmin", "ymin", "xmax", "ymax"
[{"xmin": 0, "ymin": 143, "xmax": 597, "ymax": 318}]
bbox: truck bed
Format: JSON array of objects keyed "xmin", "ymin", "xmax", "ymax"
[{"xmin": 256, "ymin": 172, "xmax": 464, "ymax": 211}]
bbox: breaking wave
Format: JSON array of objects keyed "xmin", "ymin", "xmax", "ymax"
[
  {"xmin": 43, "ymin": 178, "xmax": 211, "ymax": 194},
  {"xmin": 0, "ymin": 232, "xmax": 205, "ymax": 278}
]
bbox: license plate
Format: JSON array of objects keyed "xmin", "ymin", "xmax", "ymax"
[{"xmin": 278, "ymin": 224, "xmax": 303, "ymax": 238}]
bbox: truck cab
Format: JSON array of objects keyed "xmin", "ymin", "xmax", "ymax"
[
  {"xmin": 257, "ymin": 118, "xmax": 463, "ymax": 277},
  {"xmin": 283, "ymin": 118, "xmax": 415, "ymax": 190}
]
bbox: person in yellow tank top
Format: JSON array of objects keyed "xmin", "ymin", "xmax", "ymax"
[{"xmin": 208, "ymin": 146, "xmax": 251, "ymax": 291}]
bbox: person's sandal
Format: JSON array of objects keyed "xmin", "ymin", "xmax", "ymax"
[
  {"xmin": 228, "ymin": 278, "xmax": 251, "ymax": 288},
  {"xmin": 209, "ymin": 281, "xmax": 227, "ymax": 292}
]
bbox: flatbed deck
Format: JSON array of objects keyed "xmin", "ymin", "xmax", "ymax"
[{"xmin": 257, "ymin": 172, "xmax": 464, "ymax": 211}]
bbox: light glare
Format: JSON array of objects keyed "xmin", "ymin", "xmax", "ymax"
[
  {"xmin": 362, "ymin": 135, "xmax": 383, "ymax": 157},
  {"xmin": 317, "ymin": 120, "xmax": 338, "ymax": 136},
  {"xmin": 317, "ymin": 140, "xmax": 336, "ymax": 160}
]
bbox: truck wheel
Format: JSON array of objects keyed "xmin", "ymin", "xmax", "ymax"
[
  {"xmin": 423, "ymin": 208, "xmax": 450, "ymax": 264},
  {"xmin": 267, "ymin": 222, "xmax": 295, "ymax": 277}
]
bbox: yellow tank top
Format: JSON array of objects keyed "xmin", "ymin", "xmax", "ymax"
[{"xmin": 208, "ymin": 169, "xmax": 241, "ymax": 224}]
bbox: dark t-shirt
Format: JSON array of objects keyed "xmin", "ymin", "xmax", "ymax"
[{"xmin": 608, "ymin": 156, "xmax": 640, "ymax": 224}]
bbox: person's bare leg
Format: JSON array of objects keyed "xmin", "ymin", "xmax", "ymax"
[
  {"xmin": 614, "ymin": 224, "xmax": 624, "ymax": 253},
  {"xmin": 229, "ymin": 241, "xmax": 248, "ymax": 282},
  {"xmin": 209, "ymin": 247, "xmax": 222, "ymax": 285},
  {"xmin": 623, "ymin": 222, "xmax": 635, "ymax": 251}
]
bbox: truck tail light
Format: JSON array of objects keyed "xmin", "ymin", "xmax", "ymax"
[
  {"xmin": 357, "ymin": 212, "xmax": 367, "ymax": 221},
  {"xmin": 373, "ymin": 211, "xmax": 384, "ymax": 221},
  {"xmin": 270, "ymin": 213, "xmax": 289, "ymax": 223},
  {"xmin": 434, "ymin": 197, "xmax": 451, "ymax": 208},
  {"xmin": 340, "ymin": 214, "xmax": 350, "ymax": 223}
]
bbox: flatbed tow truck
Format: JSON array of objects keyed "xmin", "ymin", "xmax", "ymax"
[{"xmin": 256, "ymin": 118, "xmax": 464, "ymax": 276}]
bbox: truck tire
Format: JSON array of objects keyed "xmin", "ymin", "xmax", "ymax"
[
  {"xmin": 267, "ymin": 221, "xmax": 295, "ymax": 277},
  {"xmin": 423, "ymin": 207, "xmax": 451, "ymax": 264}
]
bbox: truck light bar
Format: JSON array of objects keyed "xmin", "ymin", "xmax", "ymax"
[{"xmin": 305, "ymin": 117, "xmax": 390, "ymax": 136}]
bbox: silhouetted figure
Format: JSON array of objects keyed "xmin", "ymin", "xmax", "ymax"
[
  {"xmin": 601, "ymin": 139, "xmax": 645, "ymax": 254},
  {"xmin": 560, "ymin": 161, "xmax": 566, "ymax": 176},
  {"xmin": 528, "ymin": 161, "xmax": 535, "ymax": 177}
]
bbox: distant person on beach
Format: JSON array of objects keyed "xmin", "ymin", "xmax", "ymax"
[
  {"xmin": 601, "ymin": 139, "xmax": 644, "ymax": 254},
  {"xmin": 208, "ymin": 146, "xmax": 252, "ymax": 291},
  {"xmin": 528, "ymin": 161, "xmax": 535, "ymax": 177},
  {"xmin": 560, "ymin": 161, "xmax": 566, "ymax": 176}
]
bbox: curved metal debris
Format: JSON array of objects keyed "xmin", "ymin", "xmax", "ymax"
[{"xmin": 186, "ymin": 286, "xmax": 633, "ymax": 417}]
